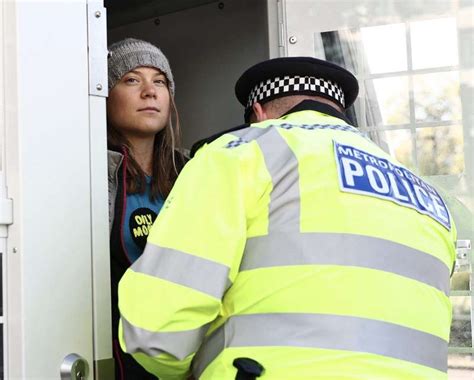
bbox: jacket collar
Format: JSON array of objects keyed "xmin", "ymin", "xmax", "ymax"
[
  {"xmin": 190, "ymin": 123, "xmax": 250, "ymax": 157},
  {"xmin": 107, "ymin": 150, "xmax": 124, "ymax": 181},
  {"xmin": 190, "ymin": 100, "xmax": 352, "ymax": 157},
  {"xmin": 280, "ymin": 99, "xmax": 352, "ymax": 124}
]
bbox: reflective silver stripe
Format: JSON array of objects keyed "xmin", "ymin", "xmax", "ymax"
[
  {"xmin": 240, "ymin": 232, "xmax": 450, "ymax": 295},
  {"xmin": 255, "ymin": 127, "xmax": 300, "ymax": 233},
  {"xmin": 193, "ymin": 313, "xmax": 448, "ymax": 377},
  {"xmin": 279, "ymin": 123, "xmax": 362, "ymax": 135},
  {"xmin": 230, "ymin": 125, "xmax": 270, "ymax": 141},
  {"xmin": 121, "ymin": 315, "xmax": 209, "ymax": 360},
  {"xmin": 132, "ymin": 243, "xmax": 230, "ymax": 299},
  {"xmin": 232, "ymin": 126, "xmax": 300, "ymax": 232}
]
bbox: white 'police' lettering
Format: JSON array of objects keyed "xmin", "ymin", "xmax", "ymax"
[{"xmin": 334, "ymin": 141, "xmax": 450, "ymax": 230}]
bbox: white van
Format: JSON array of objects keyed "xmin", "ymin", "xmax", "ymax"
[{"xmin": 1, "ymin": 1, "xmax": 472, "ymax": 378}]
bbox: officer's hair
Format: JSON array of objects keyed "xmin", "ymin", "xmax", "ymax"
[{"xmin": 263, "ymin": 94, "xmax": 344, "ymax": 116}]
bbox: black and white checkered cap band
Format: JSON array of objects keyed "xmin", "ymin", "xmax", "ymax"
[{"xmin": 246, "ymin": 75, "xmax": 346, "ymax": 110}]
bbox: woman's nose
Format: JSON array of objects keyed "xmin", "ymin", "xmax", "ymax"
[{"xmin": 142, "ymin": 82, "xmax": 157, "ymax": 98}]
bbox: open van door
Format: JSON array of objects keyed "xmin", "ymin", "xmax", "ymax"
[{"xmin": 2, "ymin": 0, "xmax": 110, "ymax": 378}]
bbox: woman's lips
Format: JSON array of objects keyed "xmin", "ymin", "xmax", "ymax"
[{"xmin": 138, "ymin": 107, "xmax": 159, "ymax": 112}]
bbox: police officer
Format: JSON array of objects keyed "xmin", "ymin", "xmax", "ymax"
[{"xmin": 118, "ymin": 57, "xmax": 456, "ymax": 379}]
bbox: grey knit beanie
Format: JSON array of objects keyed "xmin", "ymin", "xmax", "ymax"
[{"xmin": 108, "ymin": 38, "xmax": 175, "ymax": 96}]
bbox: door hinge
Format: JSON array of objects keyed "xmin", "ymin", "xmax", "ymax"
[
  {"xmin": 0, "ymin": 197, "xmax": 13, "ymax": 239},
  {"xmin": 277, "ymin": 0, "xmax": 287, "ymax": 56},
  {"xmin": 455, "ymin": 239, "xmax": 471, "ymax": 271},
  {"xmin": 87, "ymin": 1, "xmax": 108, "ymax": 97},
  {"xmin": 0, "ymin": 198, "xmax": 13, "ymax": 226}
]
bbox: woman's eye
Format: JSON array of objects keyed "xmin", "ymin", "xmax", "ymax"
[
  {"xmin": 154, "ymin": 79, "xmax": 167, "ymax": 86},
  {"xmin": 125, "ymin": 77, "xmax": 138, "ymax": 83}
]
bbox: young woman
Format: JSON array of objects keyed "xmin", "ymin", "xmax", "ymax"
[{"xmin": 107, "ymin": 38, "xmax": 186, "ymax": 379}]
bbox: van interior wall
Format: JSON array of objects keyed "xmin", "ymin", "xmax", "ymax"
[{"xmin": 108, "ymin": 0, "xmax": 269, "ymax": 148}]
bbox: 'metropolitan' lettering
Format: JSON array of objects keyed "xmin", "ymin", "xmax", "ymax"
[{"xmin": 334, "ymin": 141, "xmax": 450, "ymax": 230}]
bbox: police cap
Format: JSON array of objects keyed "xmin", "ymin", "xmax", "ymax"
[{"xmin": 235, "ymin": 56, "xmax": 359, "ymax": 121}]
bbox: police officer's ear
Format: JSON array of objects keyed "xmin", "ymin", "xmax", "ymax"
[{"xmin": 251, "ymin": 102, "xmax": 268, "ymax": 123}]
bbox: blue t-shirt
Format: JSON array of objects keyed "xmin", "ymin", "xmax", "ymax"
[{"xmin": 123, "ymin": 176, "xmax": 164, "ymax": 263}]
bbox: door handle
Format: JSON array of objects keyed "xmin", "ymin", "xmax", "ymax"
[{"xmin": 60, "ymin": 353, "xmax": 89, "ymax": 380}]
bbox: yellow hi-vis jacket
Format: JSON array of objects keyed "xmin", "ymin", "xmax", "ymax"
[{"xmin": 118, "ymin": 103, "xmax": 456, "ymax": 380}]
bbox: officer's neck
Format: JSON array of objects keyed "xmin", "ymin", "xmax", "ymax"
[{"xmin": 280, "ymin": 99, "xmax": 351, "ymax": 124}]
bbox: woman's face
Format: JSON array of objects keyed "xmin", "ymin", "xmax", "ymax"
[{"xmin": 107, "ymin": 66, "xmax": 171, "ymax": 139}]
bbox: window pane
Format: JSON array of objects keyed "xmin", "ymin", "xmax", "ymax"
[
  {"xmin": 368, "ymin": 129, "xmax": 413, "ymax": 168},
  {"xmin": 416, "ymin": 125, "xmax": 464, "ymax": 175},
  {"xmin": 366, "ymin": 77, "xmax": 409, "ymax": 126},
  {"xmin": 451, "ymin": 273, "xmax": 470, "ymax": 292},
  {"xmin": 361, "ymin": 23, "xmax": 407, "ymax": 74},
  {"xmin": 450, "ymin": 296, "xmax": 472, "ymax": 348},
  {"xmin": 448, "ymin": 354, "xmax": 474, "ymax": 379},
  {"xmin": 413, "ymin": 72, "xmax": 462, "ymax": 123},
  {"xmin": 319, "ymin": 29, "xmax": 361, "ymax": 75},
  {"xmin": 411, "ymin": 18, "xmax": 458, "ymax": 70}
]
